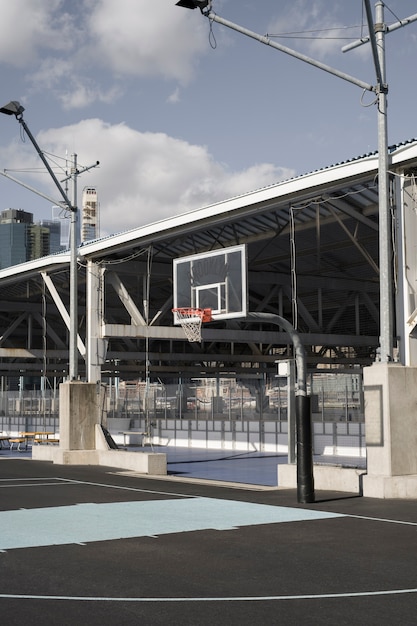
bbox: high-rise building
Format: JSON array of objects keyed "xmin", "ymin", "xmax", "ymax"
[
  {"xmin": 40, "ymin": 219, "xmax": 62, "ymax": 254},
  {"xmin": 81, "ymin": 187, "xmax": 99, "ymax": 242},
  {"xmin": 0, "ymin": 209, "xmax": 33, "ymax": 268},
  {"xmin": 29, "ymin": 223, "xmax": 50, "ymax": 260},
  {"xmin": 51, "ymin": 206, "xmax": 70, "ymax": 249},
  {"xmin": 0, "ymin": 208, "xmax": 63, "ymax": 269}
]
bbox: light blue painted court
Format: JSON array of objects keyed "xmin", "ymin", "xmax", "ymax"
[{"xmin": 0, "ymin": 498, "xmax": 344, "ymax": 551}]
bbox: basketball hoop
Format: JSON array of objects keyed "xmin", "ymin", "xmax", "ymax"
[{"xmin": 172, "ymin": 308, "xmax": 212, "ymax": 343}]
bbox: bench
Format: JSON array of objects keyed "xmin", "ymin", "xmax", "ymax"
[
  {"xmin": 120, "ymin": 431, "xmax": 147, "ymax": 447},
  {"xmin": 33, "ymin": 437, "xmax": 59, "ymax": 445},
  {"xmin": 9, "ymin": 437, "xmax": 27, "ymax": 451},
  {"xmin": 0, "ymin": 435, "xmax": 10, "ymax": 449}
]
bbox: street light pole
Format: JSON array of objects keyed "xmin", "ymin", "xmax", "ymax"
[
  {"xmin": 60, "ymin": 154, "xmax": 100, "ymax": 380},
  {"xmin": 0, "ymin": 102, "xmax": 78, "ymax": 380},
  {"xmin": 0, "ymin": 102, "xmax": 99, "ymax": 381},
  {"xmin": 375, "ymin": 3, "xmax": 391, "ymax": 361},
  {"xmin": 363, "ymin": 0, "xmax": 392, "ymax": 362},
  {"xmin": 70, "ymin": 154, "xmax": 79, "ymax": 381}
]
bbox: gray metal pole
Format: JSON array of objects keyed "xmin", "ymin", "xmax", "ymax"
[
  {"xmin": 375, "ymin": 1, "xmax": 393, "ymax": 362},
  {"xmin": 1, "ymin": 106, "xmax": 98, "ymax": 383},
  {"xmin": 15, "ymin": 114, "xmax": 79, "ymax": 378},
  {"xmin": 15, "ymin": 116, "xmax": 72, "ymax": 208},
  {"xmin": 69, "ymin": 154, "xmax": 78, "ymax": 380}
]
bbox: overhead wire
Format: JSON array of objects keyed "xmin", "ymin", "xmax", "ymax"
[
  {"xmin": 266, "ymin": 23, "xmax": 370, "ymax": 41},
  {"xmin": 208, "ymin": 14, "xmax": 217, "ymax": 48},
  {"xmin": 96, "ymin": 246, "xmax": 151, "ymax": 267}
]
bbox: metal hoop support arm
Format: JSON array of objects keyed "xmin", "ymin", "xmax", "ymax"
[{"xmin": 244, "ymin": 312, "xmax": 314, "ymax": 503}]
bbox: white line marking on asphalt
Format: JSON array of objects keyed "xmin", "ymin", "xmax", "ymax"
[
  {"xmin": 347, "ymin": 514, "xmax": 417, "ymax": 526},
  {"xmin": 0, "ymin": 588, "xmax": 416, "ymax": 602}
]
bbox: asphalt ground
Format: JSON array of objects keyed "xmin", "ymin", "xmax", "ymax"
[{"xmin": 0, "ymin": 457, "xmax": 416, "ymax": 625}]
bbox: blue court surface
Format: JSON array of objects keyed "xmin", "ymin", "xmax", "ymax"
[
  {"xmin": 161, "ymin": 447, "xmax": 365, "ymax": 486},
  {"xmin": 0, "ymin": 456, "xmax": 415, "ymax": 625},
  {"xmin": 0, "ymin": 494, "xmax": 343, "ymax": 551},
  {"xmin": 0, "ymin": 443, "xmax": 366, "ymax": 486},
  {"xmin": 164, "ymin": 447, "xmax": 289, "ymax": 485}
]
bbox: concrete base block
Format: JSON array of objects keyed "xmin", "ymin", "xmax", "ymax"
[
  {"xmin": 278, "ymin": 464, "xmax": 365, "ymax": 494},
  {"xmin": 32, "ymin": 445, "xmax": 60, "ymax": 463},
  {"xmin": 362, "ymin": 474, "xmax": 417, "ymax": 499},
  {"xmin": 99, "ymin": 450, "xmax": 167, "ymax": 475},
  {"xmin": 31, "ymin": 425, "xmax": 167, "ymax": 476},
  {"xmin": 32, "ymin": 444, "xmax": 166, "ymax": 475},
  {"xmin": 32, "ymin": 446, "xmax": 100, "ymax": 465}
]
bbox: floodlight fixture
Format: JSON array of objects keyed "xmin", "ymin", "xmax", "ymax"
[
  {"xmin": 176, "ymin": 0, "xmax": 211, "ymax": 14},
  {"xmin": 0, "ymin": 100, "xmax": 25, "ymax": 118}
]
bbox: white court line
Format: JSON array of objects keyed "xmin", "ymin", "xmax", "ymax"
[
  {"xmin": 0, "ymin": 588, "xmax": 416, "ymax": 602},
  {"xmin": 53, "ymin": 480, "xmax": 417, "ymax": 526},
  {"xmin": 0, "ymin": 478, "xmax": 65, "ymax": 482},
  {"xmin": 346, "ymin": 514, "xmax": 417, "ymax": 527},
  {"xmin": 0, "ymin": 477, "xmax": 195, "ymax": 499},
  {"xmin": 0, "ymin": 482, "xmax": 73, "ymax": 489},
  {"xmin": 0, "ymin": 478, "xmax": 71, "ymax": 489},
  {"xmin": 60, "ymin": 478, "xmax": 198, "ymax": 499},
  {"xmin": 1, "ymin": 477, "xmax": 416, "ymax": 528}
]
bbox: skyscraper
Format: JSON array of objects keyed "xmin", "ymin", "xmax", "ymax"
[
  {"xmin": 0, "ymin": 209, "xmax": 63, "ymax": 268},
  {"xmin": 81, "ymin": 187, "xmax": 99, "ymax": 243},
  {"xmin": 0, "ymin": 209, "xmax": 33, "ymax": 268},
  {"xmin": 40, "ymin": 219, "xmax": 63, "ymax": 254}
]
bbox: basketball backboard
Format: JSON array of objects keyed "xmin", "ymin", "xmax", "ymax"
[{"xmin": 173, "ymin": 244, "xmax": 247, "ymax": 323}]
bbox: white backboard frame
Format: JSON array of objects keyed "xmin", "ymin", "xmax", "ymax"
[{"xmin": 173, "ymin": 244, "xmax": 247, "ymax": 324}]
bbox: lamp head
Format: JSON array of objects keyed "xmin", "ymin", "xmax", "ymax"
[
  {"xmin": 176, "ymin": 0, "xmax": 211, "ymax": 13},
  {"xmin": 0, "ymin": 101, "xmax": 25, "ymax": 118}
]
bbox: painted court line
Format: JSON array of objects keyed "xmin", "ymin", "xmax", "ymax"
[
  {"xmin": 0, "ymin": 478, "xmax": 63, "ymax": 482},
  {"xmin": 0, "ymin": 476, "xmax": 196, "ymax": 499},
  {"xmin": 0, "ymin": 482, "xmax": 72, "ymax": 489},
  {"xmin": 61, "ymin": 478, "xmax": 195, "ymax": 499},
  {"xmin": 0, "ymin": 497, "xmax": 344, "ymax": 550},
  {"xmin": 0, "ymin": 588, "xmax": 416, "ymax": 603},
  {"xmin": 346, "ymin": 514, "xmax": 417, "ymax": 527}
]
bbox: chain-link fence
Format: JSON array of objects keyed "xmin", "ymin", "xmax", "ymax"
[
  {"xmin": 0, "ymin": 371, "xmax": 365, "ymax": 459},
  {"xmin": 99, "ymin": 371, "xmax": 364, "ymax": 423}
]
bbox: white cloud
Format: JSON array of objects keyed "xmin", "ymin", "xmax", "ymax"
[
  {"xmin": 267, "ymin": 0, "xmax": 368, "ymax": 60},
  {"xmin": 26, "ymin": 119, "xmax": 294, "ymax": 236},
  {"xmin": 167, "ymin": 87, "xmax": 181, "ymax": 104},
  {"xmin": 29, "ymin": 58, "xmax": 72, "ymax": 91},
  {"xmin": 0, "ymin": 0, "xmax": 75, "ymax": 67},
  {"xmin": 58, "ymin": 81, "xmax": 121, "ymax": 111},
  {"xmin": 87, "ymin": 0, "xmax": 208, "ymax": 83},
  {"xmin": 0, "ymin": 1, "xmax": 209, "ymax": 109}
]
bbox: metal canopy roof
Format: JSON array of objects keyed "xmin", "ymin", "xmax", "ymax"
[{"xmin": 1, "ymin": 140, "xmax": 416, "ymax": 382}]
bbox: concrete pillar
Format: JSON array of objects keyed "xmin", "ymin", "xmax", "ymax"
[
  {"xmin": 59, "ymin": 381, "xmax": 99, "ymax": 450},
  {"xmin": 32, "ymin": 381, "xmax": 167, "ymax": 473},
  {"xmin": 86, "ymin": 260, "xmax": 107, "ymax": 383},
  {"xmin": 362, "ymin": 363, "xmax": 417, "ymax": 497}
]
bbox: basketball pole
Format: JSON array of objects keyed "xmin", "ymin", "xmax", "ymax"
[{"xmin": 245, "ymin": 312, "xmax": 314, "ymax": 504}]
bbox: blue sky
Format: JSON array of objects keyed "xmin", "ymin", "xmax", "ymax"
[{"xmin": 0, "ymin": 0, "xmax": 416, "ymax": 236}]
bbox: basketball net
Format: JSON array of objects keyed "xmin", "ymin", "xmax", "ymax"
[{"xmin": 172, "ymin": 308, "xmax": 212, "ymax": 343}]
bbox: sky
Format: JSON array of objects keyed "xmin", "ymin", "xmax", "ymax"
[{"xmin": 0, "ymin": 0, "xmax": 416, "ymax": 238}]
